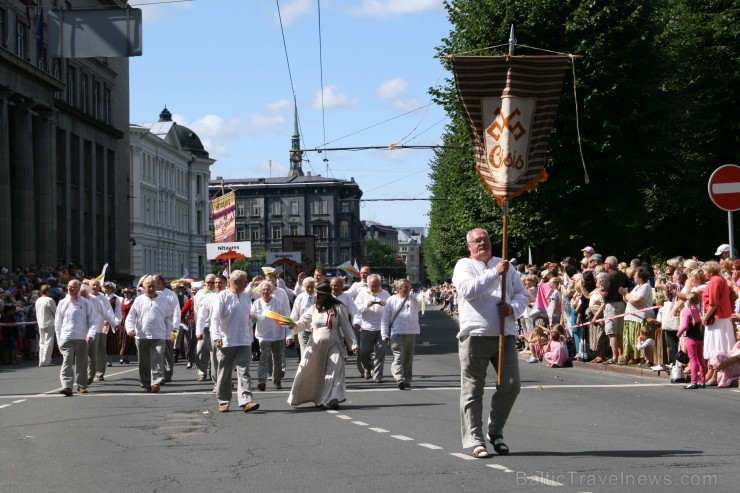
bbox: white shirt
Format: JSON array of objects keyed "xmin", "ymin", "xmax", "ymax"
[
  {"xmin": 452, "ymin": 256, "xmax": 530, "ymax": 338},
  {"xmin": 210, "ymin": 290, "xmax": 253, "ymax": 347},
  {"xmin": 35, "ymin": 296, "xmax": 56, "ymax": 329},
  {"xmin": 355, "ymin": 289, "xmax": 390, "ymax": 331},
  {"xmin": 335, "ymin": 292, "xmax": 359, "ymax": 325},
  {"xmin": 55, "ymin": 295, "xmax": 97, "ymax": 342},
  {"xmin": 106, "ymin": 293, "xmax": 123, "ymax": 322},
  {"xmin": 195, "ymin": 290, "xmax": 217, "ymax": 337},
  {"xmin": 90, "ymin": 292, "xmax": 120, "ymax": 334},
  {"xmin": 347, "ymin": 280, "xmax": 369, "ymax": 300},
  {"xmin": 125, "ymin": 294, "xmax": 172, "ymax": 340},
  {"xmin": 252, "ymin": 296, "xmax": 292, "ymax": 342},
  {"xmin": 381, "ymin": 292, "xmax": 424, "ymax": 338},
  {"xmin": 158, "ymin": 288, "xmax": 181, "ymax": 339},
  {"xmin": 290, "ymin": 291, "xmax": 315, "ymax": 321}
]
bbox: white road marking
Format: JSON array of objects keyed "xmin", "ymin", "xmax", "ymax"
[
  {"xmin": 369, "ymin": 427, "xmax": 389, "ymax": 433},
  {"xmin": 487, "ymin": 464, "xmax": 514, "ymax": 472},
  {"xmin": 0, "ymin": 404, "xmax": 11, "ymax": 409},
  {"xmin": 12, "ymin": 399, "xmax": 26, "ymax": 403},
  {"xmin": 352, "ymin": 421, "xmax": 369, "ymax": 426},
  {"xmin": 336, "ymin": 415, "xmax": 353, "ymax": 420},
  {"xmin": 391, "ymin": 435, "xmax": 414, "ymax": 441},
  {"xmin": 418, "ymin": 443, "xmax": 443, "ymax": 450},
  {"xmin": 449, "ymin": 452, "xmax": 476, "ymax": 460}
]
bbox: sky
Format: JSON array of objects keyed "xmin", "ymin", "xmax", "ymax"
[{"xmin": 129, "ymin": 0, "xmax": 453, "ymax": 229}]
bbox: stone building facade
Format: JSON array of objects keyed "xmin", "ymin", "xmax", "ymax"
[{"xmin": 0, "ymin": 0, "xmax": 131, "ymax": 278}]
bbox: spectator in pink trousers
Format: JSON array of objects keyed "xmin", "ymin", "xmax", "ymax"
[{"xmin": 677, "ymin": 292, "xmax": 706, "ymax": 389}]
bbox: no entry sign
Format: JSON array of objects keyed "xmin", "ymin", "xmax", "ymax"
[{"xmin": 708, "ymin": 164, "xmax": 740, "ymax": 212}]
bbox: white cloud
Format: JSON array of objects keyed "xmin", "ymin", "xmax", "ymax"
[
  {"xmin": 376, "ymin": 78, "xmax": 408, "ymax": 99},
  {"xmin": 200, "ymin": 138, "xmax": 229, "ymax": 160},
  {"xmin": 275, "ymin": 0, "xmax": 314, "ymax": 26},
  {"xmin": 351, "ymin": 0, "xmax": 443, "ymax": 17},
  {"xmin": 188, "ymin": 114, "xmax": 242, "ymax": 139},
  {"xmin": 311, "ymin": 85, "xmax": 358, "ymax": 110},
  {"xmin": 391, "ymin": 97, "xmax": 421, "ymax": 112},
  {"xmin": 247, "ymin": 99, "xmax": 291, "ymax": 132}
]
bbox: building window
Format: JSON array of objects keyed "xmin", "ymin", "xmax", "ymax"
[
  {"xmin": 272, "ymin": 201, "xmax": 282, "ymax": 216},
  {"xmin": 289, "ymin": 224, "xmax": 299, "ymax": 236},
  {"xmin": 340, "ymin": 201, "xmax": 350, "ymax": 213},
  {"xmin": 316, "ymin": 248, "xmax": 328, "ymax": 266},
  {"xmin": 272, "ymin": 225, "xmax": 282, "ymax": 240},
  {"xmin": 340, "ymin": 248, "xmax": 349, "ymax": 263},
  {"xmin": 196, "ymin": 210, "xmax": 203, "ymax": 235},
  {"xmin": 104, "ymin": 87, "xmax": 111, "ymax": 124},
  {"xmin": 312, "ymin": 225, "xmax": 328, "ymax": 240},
  {"xmin": 251, "ymin": 201, "xmax": 261, "ymax": 217},
  {"xmin": 409, "ymin": 254, "xmax": 415, "ymax": 261},
  {"xmin": 339, "ymin": 220, "xmax": 349, "ymax": 240},
  {"xmin": 290, "ymin": 200, "xmax": 299, "ymax": 215},
  {"xmin": 0, "ymin": 10, "xmax": 5, "ymax": 49},
  {"xmin": 16, "ymin": 21, "xmax": 26, "ymax": 59},
  {"xmin": 250, "ymin": 226, "xmax": 260, "ymax": 241},
  {"xmin": 311, "ymin": 199, "xmax": 328, "ymax": 215},
  {"xmin": 67, "ymin": 66, "xmax": 76, "ymax": 106},
  {"xmin": 93, "ymin": 81, "xmax": 101, "ymax": 119},
  {"xmin": 236, "ymin": 202, "xmax": 245, "ymax": 217},
  {"xmin": 81, "ymin": 74, "xmax": 88, "ymax": 113},
  {"xmin": 237, "ymin": 227, "xmax": 246, "ymax": 241},
  {"xmin": 196, "ymin": 175, "xmax": 202, "ymax": 195}
]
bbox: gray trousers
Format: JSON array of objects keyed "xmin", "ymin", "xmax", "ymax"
[
  {"xmin": 360, "ymin": 330, "xmax": 385, "ymax": 380},
  {"xmin": 458, "ymin": 335, "xmax": 521, "ymax": 448},
  {"xmin": 215, "ymin": 345, "xmax": 254, "ymax": 407},
  {"xmin": 164, "ymin": 342, "xmax": 174, "ymax": 380},
  {"xmin": 86, "ymin": 332, "xmax": 102, "ymax": 383},
  {"xmin": 195, "ymin": 332, "xmax": 212, "ymax": 379},
  {"xmin": 135, "ymin": 339, "xmax": 165, "ymax": 388},
  {"xmin": 94, "ymin": 331, "xmax": 108, "ymax": 377},
  {"xmin": 258, "ymin": 339, "xmax": 284, "ymax": 385},
  {"xmin": 390, "ymin": 334, "xmax": 416, "ymax": 384},
  {"xmin": 59, "ymin": 339, "xmax": 89, "ymax": 389}
]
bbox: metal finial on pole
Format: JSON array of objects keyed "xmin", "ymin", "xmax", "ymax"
[{"xmin": 508, "ymin": 25, "xmax": 516, "ymax": 56}]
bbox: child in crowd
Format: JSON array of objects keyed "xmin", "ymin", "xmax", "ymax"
[
  {"xmin": 677, "ymin": 292, "xmax": 706, "ymax": 389},
  {"xmin": 527, "ymin": 326, "xmax": 548, "ymax": 363},
  {"xmin": 547, "ymin": 278, "xmax": 562, "ymax": 327},
  {"xmin": 635, "ymin": 326, "xmax": 655, "ymax": 367},
  {"xmin": 708, "ymin": 326, "xmax": 740, "ymax": 388},
  {"xmin": 544, "ymin": 324, "xmax": 569, "ymax": 368}
]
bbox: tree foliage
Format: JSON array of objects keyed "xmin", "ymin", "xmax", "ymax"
[
  {"xmin": 366, "ymin": 239, "xmax": 407, "ymax": 280},
  {"xmin": 425, "ymin": 0, "xmax": 739, "ymax": 283}
]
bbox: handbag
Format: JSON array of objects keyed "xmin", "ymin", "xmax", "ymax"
[
  {"xmin": 675, "ymin": 349, "xmax": 690, "ymax": 365},
  {"xmin": 670, "ymin": 363, "xmax": 685, "ymax": 383}
]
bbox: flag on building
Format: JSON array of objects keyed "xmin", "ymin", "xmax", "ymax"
[{"xmin": 448, "ymin": 55, "xmax": 571, "ymax": 204}]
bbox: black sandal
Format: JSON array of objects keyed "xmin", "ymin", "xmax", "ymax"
[{"xmin": 490, "ymin": 435, "xmax": 510, "ymax": 455}]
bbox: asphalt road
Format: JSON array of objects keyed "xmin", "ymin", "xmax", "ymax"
[{"xmin": 1, "ymin": 305, "xmax": 738, "ymax": 493}]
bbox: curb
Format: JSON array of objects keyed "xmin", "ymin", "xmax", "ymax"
[{"xmin": 517, "ymin": 351, "xmax": 670, "ymax": 380}]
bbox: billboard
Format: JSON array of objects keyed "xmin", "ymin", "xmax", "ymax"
[
  {"xmin": 281, "ymin": 236, "xmax": 315, "ymax": 286},
  {"xmin": 210, "ymin": 191, "xmax": 236, "ymax": 243}
]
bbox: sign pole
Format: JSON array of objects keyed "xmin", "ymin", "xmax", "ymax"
[
  {"xmin": 729, "ymin": 211, "xmax": 735, "ymax": 258},
  {"xmin": 497, "ymin": 200, "xmax": 509, "ymax": 387}
]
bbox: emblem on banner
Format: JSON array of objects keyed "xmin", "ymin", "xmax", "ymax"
[{"xmin": 482, "ymin": 96, "xmax": 535, "ymax": 186}]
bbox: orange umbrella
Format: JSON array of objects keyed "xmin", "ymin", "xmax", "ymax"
[{"xmin": 215, "ymin": 249, "xmax": 247, "ymax": 275}]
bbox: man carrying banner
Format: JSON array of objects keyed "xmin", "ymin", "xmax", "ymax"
[{"xmin": 452, "ymin": 228, "xmax": 529, "ymax": 458}]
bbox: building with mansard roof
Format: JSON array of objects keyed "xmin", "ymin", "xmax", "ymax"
[
  {"xmin": 129, "ymin": 107, "xmax": 214, "ymax": 280},
  {"xmin": 0, "ymin": 0, "xmax": 131, "ymax": 277},
  {"xmin": 209, "ymin": 107, "xmax": 363, "ymax": 270}
]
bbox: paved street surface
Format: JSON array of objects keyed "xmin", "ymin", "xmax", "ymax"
[{"xmin": 1, "ymin": 305, "xmax": 737, "ymax": 493}]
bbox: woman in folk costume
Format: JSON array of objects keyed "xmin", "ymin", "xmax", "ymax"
[
  {"xmin": 286, "ymin": 282, "xmax": 358, "ymax": 410},
  {"xmin": 117, "ymin": 288, "xmax": 137, "ymax": 364}
]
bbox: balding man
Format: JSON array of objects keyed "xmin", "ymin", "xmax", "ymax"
[
  {"xmin": 452, "ymin": 228, "xmax": 529, "ymax": 458},
  {"xmin": 54, "ymin": 280, "xmax": 97, "ymax": 395},
  {"xmin": 87, "ymin": 278, "xmax": 120, "ymax": 383}
]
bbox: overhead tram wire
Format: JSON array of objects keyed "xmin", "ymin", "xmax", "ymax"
[
  {"xmin": 276, "ymin": 0, "xmax": 316, "ymax": 175},
  {"xmin": 317, "ymin": 0, "xmax": 331, "ymax": 177}
]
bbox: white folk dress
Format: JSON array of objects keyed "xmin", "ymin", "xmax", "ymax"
[{"xmin": 287, "ymin": 304, "xmax": 357, "ymax": 407}]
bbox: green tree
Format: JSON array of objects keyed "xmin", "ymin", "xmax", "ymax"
[
  {"xmin": 366, "ymin": 239, "xmax": 407, "ymax": 280},
  {"xmin": 425, "ymin": 0, "xmax": 739, "ymax": 283}
]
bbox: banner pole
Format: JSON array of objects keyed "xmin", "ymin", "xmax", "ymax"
[{"xmin": 497, "ymin": 200, "xmax": 509, "ymax": 386}]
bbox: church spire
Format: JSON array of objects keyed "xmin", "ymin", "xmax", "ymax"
[{"xmin": 288, "ymin": 103, "xmax": 304, "ymax": 177}]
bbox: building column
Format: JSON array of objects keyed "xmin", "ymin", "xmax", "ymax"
[
  {"xmin": 9, "ymin": 97, "xmax": 36, "ymax": 268},
  {"xmin": 0, "ymin": 92, "xmax": 13, "ymax": 268},
  {"xmin": 34, "ymin": 108, "xmax": 57, "ymax": 267}
]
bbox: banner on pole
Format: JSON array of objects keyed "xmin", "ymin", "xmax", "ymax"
[
  {"xmin": 211, "ymin": 191, "xmax": 236, "ymax": 243},
  {"xmin": 449, "ymin": 55, "xmax": 571, "ymax": 204}
]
